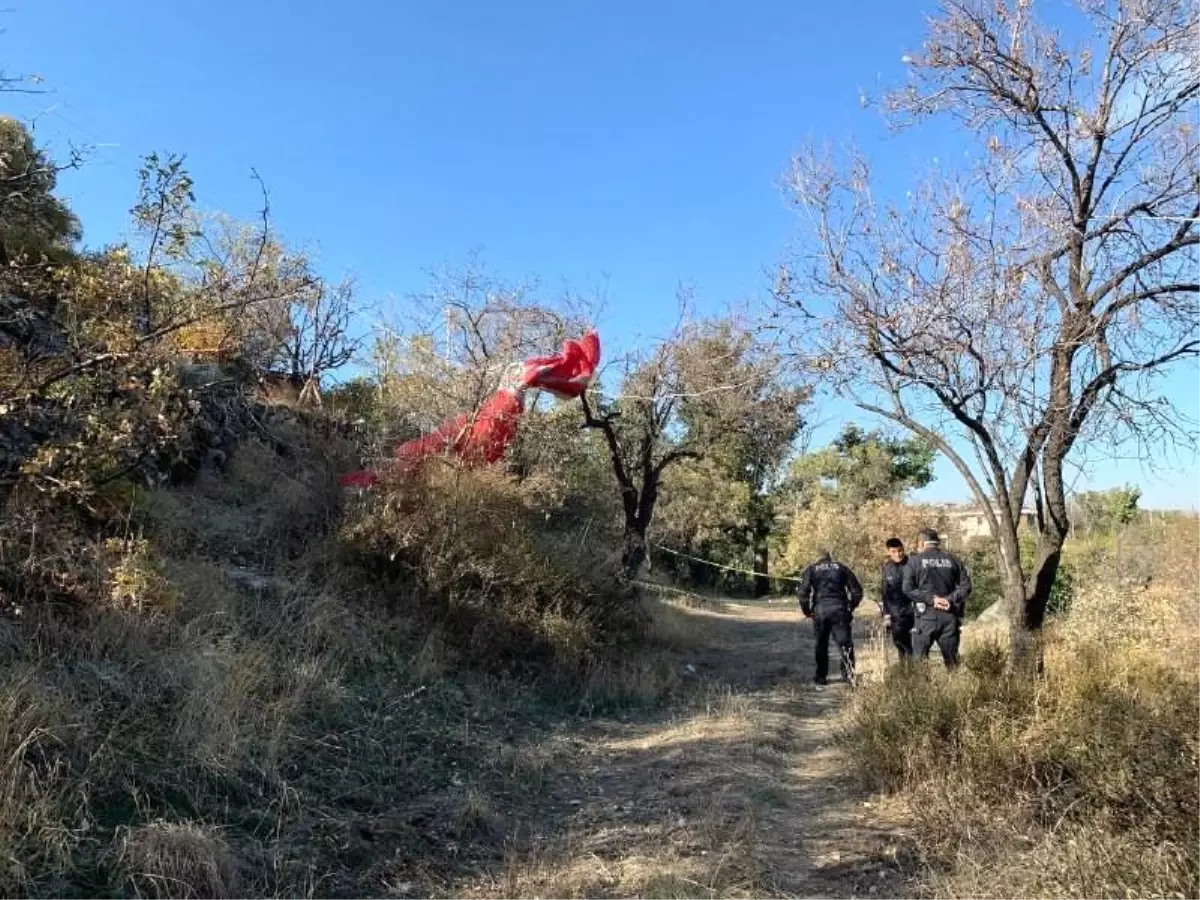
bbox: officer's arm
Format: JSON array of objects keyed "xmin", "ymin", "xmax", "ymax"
[
  {"xmin": 902, "ymin": 559, "xmax": 930, "ymax": 605},
  {"xmin": 845, "ymin": 566, "xmax": 864, "ymax": 611},
  {"xmin": 950, "ymin": 560, "xmax": 973, "ymax": 615},
  {"xmin": 879, "ymin": 564, "xmax": 891, "ymax": 616},
  {"xmin": 797, "ymin": 567, "xmax": 814, "ymax": 616}
]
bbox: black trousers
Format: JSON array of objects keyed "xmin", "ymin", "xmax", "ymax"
[
  {"xmin": 813, "ymin": 608, "xmax": 854, "ymax": 681},
  {"xmin": 888, "ymin": 614, "xmax": 914, "ymax": 657},
  {"xmin": 911, "ymin": 611, "xmax": 961, "ymax": 668}
]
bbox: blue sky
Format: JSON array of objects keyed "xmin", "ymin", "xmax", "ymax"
[{"xmin": 4, "ymin": 0, "xmax": 1197, "ymax": 508}]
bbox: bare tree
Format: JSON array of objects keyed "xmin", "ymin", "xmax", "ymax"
[
  {"xmin": 273, "ymin": 277, "xmax": 361, "ymax": 395},
  {"xmin": 421, "ymin": 258, "xmax": 590, "ymax": 407},
  {"xmin": 372, "ymin": 258, "xmax": 592, "ymax": 438},
  {"xmin": 0, "ymin": 47, "xmax": 49, "ymax": 96},
  {"xmin": 131, "ymin": 152, "xmax": 195, "ymax": 335},
  {"xmin": 781, "ymin": 0, "xmax": 1198, "ymax": 667}
]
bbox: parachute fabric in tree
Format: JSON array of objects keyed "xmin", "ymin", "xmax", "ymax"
[
  {"xmin": 337, "ymin": 330, "xmax": 600, "ymax": 488},
  {"xmin": 520, "ymin": 330, "xmax": 601, "ymax": 399}
]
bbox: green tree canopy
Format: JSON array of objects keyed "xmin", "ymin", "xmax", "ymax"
[
  {"xmin": 1073, "ymin": 486, "xmax": 1141, "ymax": 534},
  {"xmin": 0, "ymin": 117, "xmax": 80, "ymax": 264},
  {"xmin": 650, "ymin": 323, "xmax": 807, "ymax": 592},
  {"xmin": 784, "ymin": 424, "xmax": 935, "ymax": 509}
]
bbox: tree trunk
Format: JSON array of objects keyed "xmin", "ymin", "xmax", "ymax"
[
  {"xmin": 1003, "ymin": 538, "xmax": 1067, "ymax": 677},
  {"xmin": 1031, "ymin": 460, "xmax": 1046, "ymax": 534},
  {"xmin": 1004, "ymin": 578, "xmax": 1046, "ymax": 675},
  {"xmin": 1026, "ymin": 542, "xmax": 1065, "ymax": 631},
  {"xmin": 1018, "ymin": 434, "xmax": 1072, "ymax": 673},
  {"xmin": 622, "ymin": 527, "xmax": 648, "ymax": 581},
  {"xmin": 752, "ymin": 520, "xmax": 770, "ymax": 598},
  {"xmin": 994, "ymin": 521, "xmax": 1041, "ymax": 673},
  {"xmin": 1009, "ymin": 615, "xmax": 1044, "ymax": 677},
  {"xmin": 139, "ymin": 299, "xmax": 154, "ymax": 337}
]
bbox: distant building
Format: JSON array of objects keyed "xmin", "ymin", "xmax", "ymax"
[{"xmin": 940, "ymin": 503, "xmax": 1038, "ymax": 540}]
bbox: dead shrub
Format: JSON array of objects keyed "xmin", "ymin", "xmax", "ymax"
[
  {"xmin": 104, "ymin": 537, "xmax": 179, "ymax": 612},
  {"xmin": 140, "ymin": 424, "xmax": 350, "ymax": 565},
  {"xmin": 780, "ymin": 496, "xmax": 954, "ymax": 586},
  {"xmin": 339, "ymin": 464, "xmax": 643, "ymax": 675}
]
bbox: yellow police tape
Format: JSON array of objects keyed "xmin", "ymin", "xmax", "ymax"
[{"xmin": 649, "ymin": 543, "xmax": 804, "ymax": 583}]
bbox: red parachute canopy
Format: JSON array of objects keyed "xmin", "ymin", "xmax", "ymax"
[
  {"xmin": 394, "ymin": 388, "xmax": 525, "ymax": 468},
  {"xmin": 337, "ymin": 330, "xmax": 600, "ymax": 489},
  {"xmin": 520, "ymin": 330, "xmax": 601, "ymax": 399}
]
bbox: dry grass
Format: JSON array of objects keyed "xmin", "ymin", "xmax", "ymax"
[
  {"xmin": 842, "ymin": 516, "xmax": 1200, "ymax": 899},
  {"xmin": 496, "ymin": 804, "xmax": 765, "ymax": 900},
  {"xmin": 140, "ymin": 419, "xmax": 351, "ymax": 564},
  {"xmin": 490, "ymin": 703, "xmax": 770, "ymax": 900},
  {"xmin": 116, "ymin": 821, "xmax": 240, "ymax": 899},
  {"xmin": 337, "ymin": 464, "xmax": 646, "ymax": 680},
  {"xmin": 0, "ymin": 416, "xmax": 696, "ymax": 897}
]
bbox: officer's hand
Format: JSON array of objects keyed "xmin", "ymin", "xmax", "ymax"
[
  {"xmin": 933, "ymin": 596, "xmax": 951, "ymax": 611},
  {"xmin": 882, "ymin": 614, "xmax": 892, "ymax": 628}
]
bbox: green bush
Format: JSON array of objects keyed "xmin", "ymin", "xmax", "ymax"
[
  {"xmin": 961, "ymin": 538, "xmax": 1003, "ymax": 620},
  {"xmin": 1045, "ymin": 558, "xmax": 1075, "ymax": 616}
]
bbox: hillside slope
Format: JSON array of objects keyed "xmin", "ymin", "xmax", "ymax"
[{"xmin": 0, "ymin": 408, "xmax": 912, "ymax": 898}]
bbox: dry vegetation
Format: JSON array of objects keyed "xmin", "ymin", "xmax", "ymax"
[
  {"xmin": 337, "ymin": 465, "xmax": 645, "ymax": 684},
  {"xmin": 454, "ymin": 601, "xmax": 911, "ymax": 900},
  {"xmin": 0, "ymin": 399, "xmax": 708, "ymax": 897},
  {"xmin": 0, "ymin": 120, "xmax": 730, "ymax": 896},
  {"xmin": 843, "ymin": 515, "xmax": 1200, "ymax": 899},
  {"xmin": 1, "ymin": 114, "xmax": 839, "ymax": 898},
  {"xmin": 3, "ymin": 0, "xmax": 1198, "ymax": 892},
  {"xmin": 0, "ymin": 378, "xmax": 921, "ymax": 900},
  {"xmin": 779, "ymin": 497, "xmax": 952, "ymax": 586}
]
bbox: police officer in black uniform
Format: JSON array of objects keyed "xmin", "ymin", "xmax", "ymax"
[
  {"xmin": 902, "ymin": 529, "xmax": 972, "ymax": 669},
  {"xmin": 797, "ymin": 549, "xmax": 864, "ymax": 685},
  {"xmin": 880, "ymin": 537, "xmax": 914, "ymax": 658}
]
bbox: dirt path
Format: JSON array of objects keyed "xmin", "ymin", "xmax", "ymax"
[{"xmin": 451, "ymin": 599, "xmax": 914, "ymax": 899}]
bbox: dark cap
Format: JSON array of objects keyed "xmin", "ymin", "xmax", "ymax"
[{"xmin": 918, "ymin": 528, "xmax": 940, "ymax": 545}]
